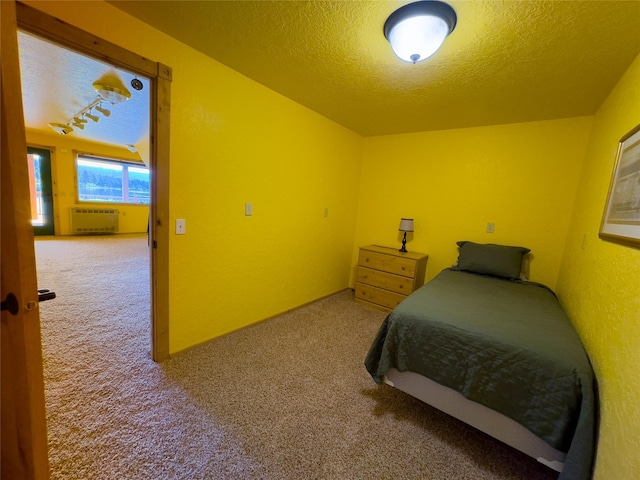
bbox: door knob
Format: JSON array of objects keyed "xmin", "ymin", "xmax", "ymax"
[
  {"xmin": 38, "ymin": 289, "xmax": 56, "ymax": 302},
  {"xmin": 1, "ymin": 293, "xmax": 19, "ymax": 315}
]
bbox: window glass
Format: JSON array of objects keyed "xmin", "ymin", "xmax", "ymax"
[{"xmin": 77, "ymin": 156, "xmax": 149, "ymax": 204}]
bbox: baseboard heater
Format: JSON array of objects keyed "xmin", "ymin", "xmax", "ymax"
[{"xmin": 70, "ymin": 207, "xmax": 119, "ymax": 234}]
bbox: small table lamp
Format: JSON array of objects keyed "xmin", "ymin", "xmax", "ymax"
[{"xmin": 398, "ymin": 218, "xmax": 414, "ymax": 252}]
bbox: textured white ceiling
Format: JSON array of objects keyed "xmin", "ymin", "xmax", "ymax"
[
  {"xmin": 18, "ymin": 30, "xmax": 150, "ymax": 148},
  {"xmin": 107, "ymin": 0, "xmax": 640, "ymax": 136},
  {"xmin": 18, "ymin": 1, "xmax": 640, "ymax": 141}
]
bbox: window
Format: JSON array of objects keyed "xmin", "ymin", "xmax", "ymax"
[
  {"xmin": 76, "ymin": 155, "xmax": 150, "ymax": 205},
  {"xmin": 28, "ymin": 147, "xmax": 55, "ymax": 234},
  {"xmin": 28, "ymin": 151, "xmax": 45, "ymax": 225}
]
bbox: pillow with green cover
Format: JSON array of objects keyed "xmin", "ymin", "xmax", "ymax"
[{"xmin": 451, "ymin": 241, "xmax": 531, "ymax": 280}]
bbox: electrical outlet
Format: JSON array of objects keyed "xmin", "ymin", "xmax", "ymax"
[
  {"xmin": 176, "ymin": 219, "xmax": 186, "ymax": 235},
  {"xmin": 486, "ymin": 222, "xmax": 495, "ymax": 233},
  {"xmin": 245, "ymin": 203, "xmax": 253, "ymax": 216}
]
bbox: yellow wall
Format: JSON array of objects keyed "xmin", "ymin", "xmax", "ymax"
[
  {"xmin": 20, "ymin": 1, "xmax": 640, "ymax": 476},
  {"xmin": 354, "ymin": 117, "xmax": 593, "ymax": 289},
  {"xmin": 26, "ymin": 129, "xmax": 148, "ymax": 235},
  {"xmin": 26, "ymin": 1, "xmax": 363, "ymax": 353},
  {"xmin": 556, "ymin": 54, "xmax": 640, "ymax": 480}
]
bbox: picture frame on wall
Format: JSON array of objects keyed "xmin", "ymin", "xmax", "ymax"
[{"xmin": 599, "ymin": 123, "xmax": 640, "ymax": 248}]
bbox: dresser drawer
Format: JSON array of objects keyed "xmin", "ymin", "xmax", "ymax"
[
  {"xmin": 358, "ymin": 250, "xmax": 416, "ymax": 278},
  {"xmin": 356, "ymin": 266, "xmax": 414, "ymax": 295},
  {"xmin": 355, "ymin": 282, "xmax": 407, "ymax": 310}
]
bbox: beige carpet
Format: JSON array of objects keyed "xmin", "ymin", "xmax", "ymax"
[{"xmin": 35, "ymin": 234, "xmax": 557, "ymax": 480}]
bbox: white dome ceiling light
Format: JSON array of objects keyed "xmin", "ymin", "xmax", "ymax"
[
  {"xmin": 384, "ymin": 1, "xmax": 457, "ymax": 64},
  {"xmin": 93, "ymin": 80, "xmax": 131, "ymax": 105}
]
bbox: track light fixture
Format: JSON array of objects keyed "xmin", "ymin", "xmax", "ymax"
[
  {"xmin": 48, "ymin": 73, "xmax": 133, "ymax": 135},
  {"xmin": 48, "ymin": 122, "xmax": 74, "ymax": 135},
  {"xmin": 95, "ymin": 104, "xmax": 111, "ymax": 117},
  {"xmin": 85, "ymin": 112, "xmax": 100, "ymax": 123}
]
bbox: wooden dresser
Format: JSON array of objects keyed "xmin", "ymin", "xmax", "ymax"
[{"xmin": 355, "ymin": 245, "xmax": 428, "ymax": 311}]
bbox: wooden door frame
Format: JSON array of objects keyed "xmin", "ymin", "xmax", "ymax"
[{"xmin": 16, "ymin": 1, "xmax": 171, "ymax": 361}]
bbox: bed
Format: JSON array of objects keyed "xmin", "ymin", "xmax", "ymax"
[{"xmin": 365, "ymin": 241, "xmax": 596, "ymax": 480}]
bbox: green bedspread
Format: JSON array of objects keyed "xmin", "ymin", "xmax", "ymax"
[{"xmin": 365, "ymin": 269, "xmax": 596, "ymax": 480}]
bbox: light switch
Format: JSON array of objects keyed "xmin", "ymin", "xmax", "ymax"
[
  {"xmin": 245, "ymin": 203, "xmax": 253, "ymax": 216},
  {"xmin": 176, "ymin": 219, "xmax": 186, "ymax": 235}
]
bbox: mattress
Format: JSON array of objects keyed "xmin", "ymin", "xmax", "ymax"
[{"xmin": 365, "ymin": 269, "xmax": 596, "ymax": 480}]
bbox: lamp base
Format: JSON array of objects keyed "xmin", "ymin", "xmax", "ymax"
[{"xmin": 399, "ymin": 232, "xmax": 408, "ymax": 253}]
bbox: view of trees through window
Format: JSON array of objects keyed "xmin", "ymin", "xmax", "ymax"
[{"xmin": 77, "ymin": 155, "xmax": 150, "ymax": 204}]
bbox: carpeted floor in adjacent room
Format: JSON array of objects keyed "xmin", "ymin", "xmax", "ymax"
[{"xmin": 35, "ymin": 234, "xmax": 557, "ymax": 480}]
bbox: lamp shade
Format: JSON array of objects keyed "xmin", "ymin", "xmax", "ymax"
[
  {"xmin": 399, "ymin": 218, "xmax": 414, "ymax": 232},
  {"xmin": 384, "ymin": 1, "xmax": 457, "ymax": 63}
]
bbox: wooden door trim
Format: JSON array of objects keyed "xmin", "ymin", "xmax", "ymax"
[
  {"xmin": 151, "ymin": 68, "xmax": 171, "ymax": 361},
  {"xmin": 16, "ymin": 1, "xmax": 171, "ymax": 361},
  {"xmin": 16, "ymin": 2, "xmax": 158, "ymax": 78}
]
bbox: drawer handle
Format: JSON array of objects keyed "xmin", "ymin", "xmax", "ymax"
[
  {"xmin": 401, "ymin": 266, "xmax": 406, "ymax": 270},
  {"xmin": 365, "ymin": 257, "xmax": 369, "ymax": 262}
]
